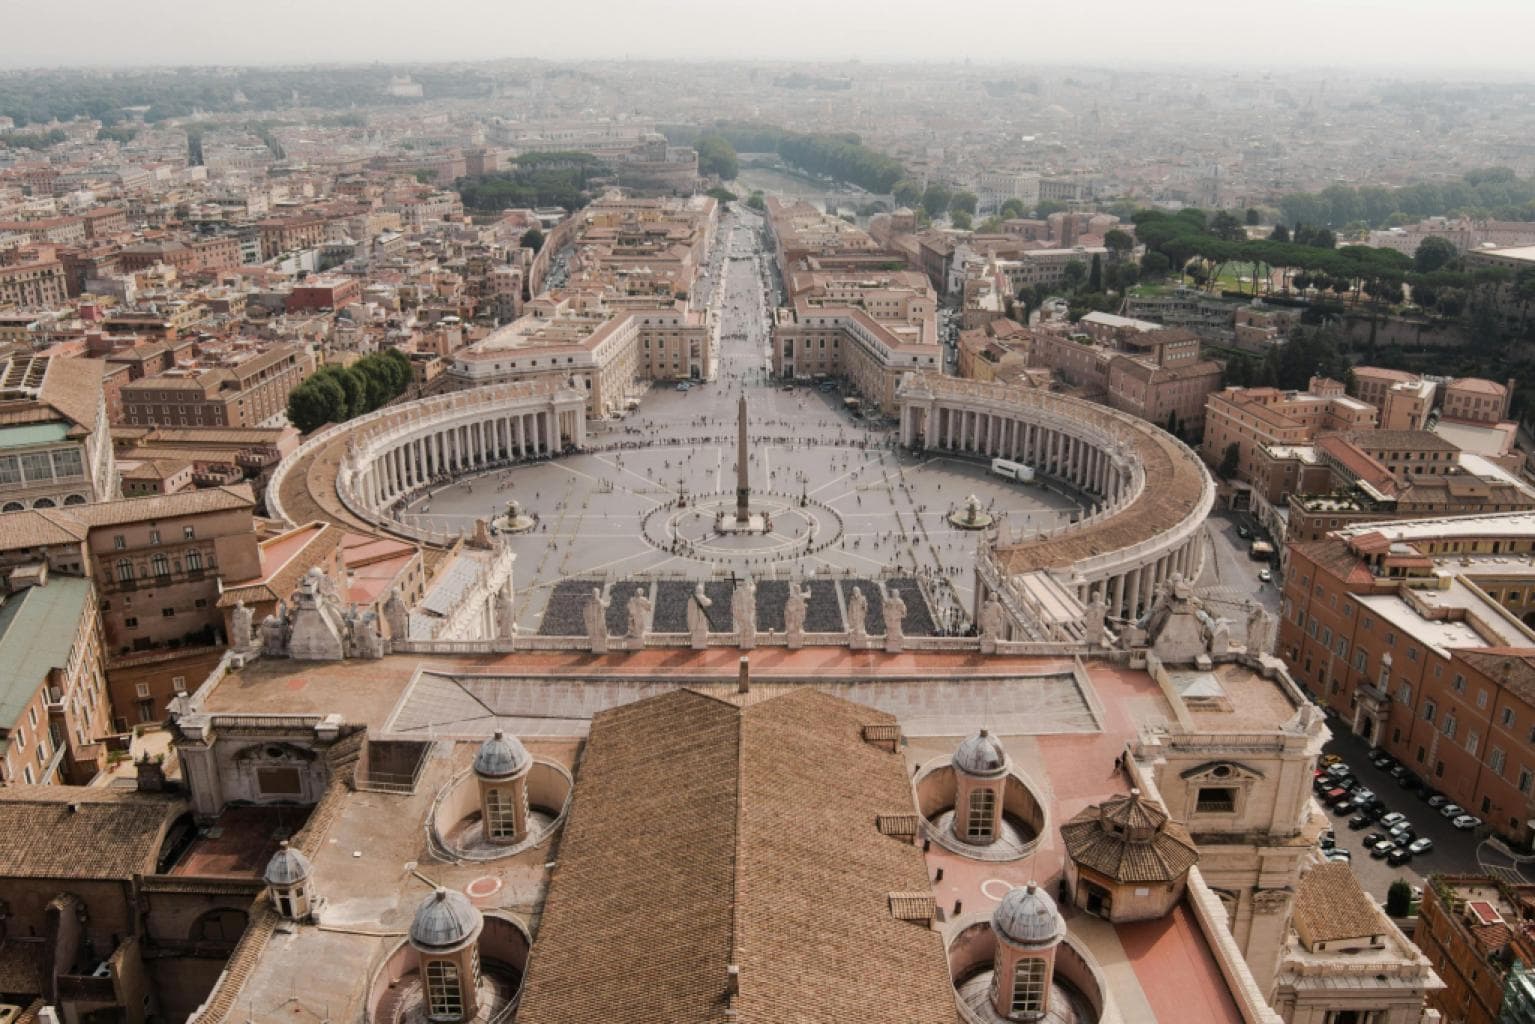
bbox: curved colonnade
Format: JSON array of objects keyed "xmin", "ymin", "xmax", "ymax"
[
  {"xmin": 267, "ymin": 379, "xmax": 588, "ymax": 543},
  {"xmin": 896, "ymin": 373, "xmax": 1214, "ymax": 632}
]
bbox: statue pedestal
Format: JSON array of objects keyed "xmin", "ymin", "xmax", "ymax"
[
  {"xmin": 884, "ymin": 635, "xmax": 903, "ymax": 654},
  {"xmin": 717, "ymin": 513, "xmax": 768, "ymax": 534},
  {"xmin": 980, "ymin": 637, "xmax": 998, "ymax": 655}
]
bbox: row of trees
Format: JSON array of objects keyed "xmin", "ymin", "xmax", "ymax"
[
  {"xmin": 286, "ymin": 350, "xmax": 413, "ymax": 434},
  {"xmin": 659, "ymin": 123, "xmax": 904, "ymax": 193},
  {"xmin": 454, "ymin": 152, "xmax": 609, "ymax": 213},
  {"xmin": 1278, "ymin": 168, "xmax": 1535, "ymax": 229}
]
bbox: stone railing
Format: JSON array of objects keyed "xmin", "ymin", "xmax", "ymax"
[{"xmin": 1186, "ymin": 868, "xmax": 1287, "ymax": 1024}]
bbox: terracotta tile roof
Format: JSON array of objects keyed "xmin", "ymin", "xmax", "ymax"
[
  {"xmin": 37, "ymin": 357, "xmax": 106, "ymax": 433},
  {"xmin": 217, "ymin": 523, "xmax": 342, "ymax": 608},
  {"xmin": 1452, "ymin": 651, "xmax": 1535, "ymax": 709},
  {"xmin": 0, "ymin": 787, "xmax": 185, "ymax": 879},
  {"xmin": 1292, "ymin": 862, "xmax": 1383, "ymax": 946},
  {"xmin": 516, "ymin": 687, "xmax": 954, "ymax": 1024},
  {"xmin": 1060, "ymin": 792, "xmax": 1198, "ymax": 883},
  {"xmin": 0, "ymin": 510, "xmax": 87, "ymax": 550},
  {"xmin": 64, "ymin": 483, "xmax": 254, "ymax": 528}
]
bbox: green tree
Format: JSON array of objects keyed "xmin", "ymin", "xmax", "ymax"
[
  {"xmin": 1210, "ymin": 211, "xmax": 1246, "ymax": 242},
  {"xmin": 522, "ymin": 227, "xmax": 545, "ymax": 254},
  {"xmin": 1036, "ymin": 199, "xmax": 1068, "ymax": 218},
  {"xmin": 1062, "ymin": 259, "xmax": 1088, "ymax": 291},
  {"xmin": 893, "ymin": 180, "xmax": 922, "ymax": 209},
  {"xmin": 287, "ymin": 374, "xmax": 346, "ymax": 433},
  {"xmin": 695, "ymin": 134, "xmax": 739, "ymax": 180},
  {"xmin": 921, "ymin": 183, "xmax": 953, "ymax": 219},
  {"xmin": 1103, "ymin": 228, "xmax": 1134, "ymax": 260},
  {"xmin": 746, "ymin": 191, "xmax": 766, "ymax": 212},
  {"xmin": 1386, "ymin": 880, "xmax": 1414, "ymax": 918},
  {"xmin": 1245, "ymin": 207, "xmax": 1261, "ymax": 226},
  {"xmin": 1000, "ymin": 198, "xmax": 1027, "ymax": 219},
  {"xmin": 1088, "ymin": 254, "xmax": 1103, "ymax": 292},
  {"xmin": 948, "ymin": 191, "xmax": 978, "ymax": 216},
  {"xmin": 1413, "ymin": 235, "xmax": 1458, "ymax": 274},
  {"xmin": 705, "ymin": 186, "xmax": 738, "ymax": 204},
  {"xmin": 1141, "ymin": 251, "xmax": 1171, "ymax": 278},
  {"xmin": 950, "ymin": 210, "xmax": 972, "ymax": 230},
  {"xmin": 1269, "ymin": 223, "xmax": 1291, "ymax": 243},
  {"xmin": 1219, "ymin": 442, "xmax": 1240, "ymax": 478}
]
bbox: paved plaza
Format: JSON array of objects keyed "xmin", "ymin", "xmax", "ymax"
[{"xmin": 398, "ymin": 212, "xmax": 1081, "ymax": 631}]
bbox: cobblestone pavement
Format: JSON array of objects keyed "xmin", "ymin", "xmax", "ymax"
[{"xmin": 399, "ymin": 213, "xmax": 1079, "ymax": 631}]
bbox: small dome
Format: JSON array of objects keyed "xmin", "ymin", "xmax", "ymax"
[
  {"xmin": 473, "ymin": 730, "xmax": 530, "ymax": 779},
  {"xmin": 410, "ymin": 887, "xmax": 482, "ymax": 952},
  {"xmin": 993, "ymin": 882, "xmax": 1065, "ymax": 947},
  {"xmin": 953, "ymin": 729, "xmax": 1008, "ymax": 776},
  {"xmin": 263, "ymin": 840, "xmax": 311, "ymax": 886}
]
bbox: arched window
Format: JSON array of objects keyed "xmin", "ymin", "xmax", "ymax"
[
  {"xmin": 186, "ymin": 549, "xmax": 203, "ymax": 572},
  {"xmin": 31, "ymin": 497, "xmax": 55, "ymax": 509},
  {"xmin": 967, "ymin": 787, "xmax": 996, "ymax": 841},
  {"xmin": 116, "ymin": 559, "xmax": 134, "ymax": 583},
  {"xmin": 2, "ymin": 502, "xmax": 23, "ymax": 513},
  {"xmin": 425, "ymin": 960, "xmax": 463, "ymax": 1020},
  {"xmin": 151, "ymin": 554, "xmax": 170, "ymax": 578},
  {"xmin": 1011, "ymin": 956, "xmax": 1047, "ymax": 1015},
  {"xmin": 484, "ymin": 787, "xmax": 517, "ymax": 840},
  {"xmin": 62, "ymin": 494, "xmax": 86, "ymax": 506}
]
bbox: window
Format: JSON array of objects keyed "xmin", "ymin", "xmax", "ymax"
[
  {"xmin": 116, "ymin": 559, "xmax": 133, "ymax": 583},
  {"xmin": 485, "ymin": 787, "xmax": 519, "ymax": 841},
  {"xmin": 1478, "ymin": 690, "xmax": 1489, "ymax": 710},
  {"xmin": 1196, "ymin": 787, "xmax": 1237, "ymax": 813},
  {"xmin": 149, "ymin": 529, "xmax": 161, "ymax": 545},
  {"xmin": 1011, "ymin": 957, "xmax": 1047, "ymax": 1016},
  {"xmin": 1453, "ymin": 673, "xmax": 1466, "ymax": 693},
  {"xmin": 1398, "ymin": 683, "xmax": 1412, "ymax": 705},
  {"xmin": 183, "ymin": 526, "xmax": 195, "ymax": 540},
  {"xmin": 124, "ymin": 617, "xmax": 138, "ymax": 629},
  {"xmin": 186, "ymin": 549, "xmax": 203, "ymax": 572},
  {"xmin": 1354, "ymin": 649, "xmax": 1367, "ymax": 672},
  {"xmin": 161, "ymin": 607, "xmax": 175, "ymax": 618},
  {"xmin": 113, "ymin": 534, "xmax": 126, "ymax": 550},
  {"xmin": 425, "ymin": 961, "xmax": 463, "ymax": 1020},
  {"xmin": 1520, "ymin": 769, "xmax": 1533, "ymax": 796},
  {"xmin": 1423, "ymin": 701, "xmax": 1437, "ymax": 723},
  {"xmin": 151, "ymin": 554, "xmax": 170, "ymax": 577},
  {"xmin": 1443, "ymin": 714, "xmax": 1457, "ymax": 740},
  {"xmin": 1491, "ymin": 748, "xmax": 1507, "ymax": 776},
  {"xmin": 1468, "ymin": 731, "xmax": 1479, "ymax": 756},
  {"xmin": 1503, "ymin": 707, "xmax": 1517, "ymax": 729},
  {"xmin": 967, "ymin": 787, "xmax": 997, "ymax": 841}
]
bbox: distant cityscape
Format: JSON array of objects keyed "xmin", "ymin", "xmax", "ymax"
[{"xmin": 3, "ymin": 53, "xmax": 1535, "ymax": 1024}]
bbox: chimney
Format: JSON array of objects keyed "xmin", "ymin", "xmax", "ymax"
[{"xmin": 737, "ymin": 656, "xmax": 750, "ymax": 694}]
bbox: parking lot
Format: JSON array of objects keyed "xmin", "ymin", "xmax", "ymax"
[{"xmin": 1316, "ymin": 725, "xmax": 1485, "ymax": 899}]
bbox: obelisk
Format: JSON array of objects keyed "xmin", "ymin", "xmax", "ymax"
[{"xmin": 736, "ymin": 392, "xmax": 750, "ymax": 524}]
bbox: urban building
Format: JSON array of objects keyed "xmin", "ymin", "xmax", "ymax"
[
  {"xmin": 1442, "ymin": 377, "xmax": 1515, "ymax": 425},
  {"xmin": 1415, "ymin": 876, "xmax": 1535, "ymax": 1024},
  {"xmin": 118, "ymin": 343, "xmax": 315, "ymax": 429},
  {"xmin": 1352, "ymin": 367, "xmax": 1437, "ymax": 431},
  {"xmin": 1202, "ymin": 378, "xmax": 1378, "ymax": 490},
  {"xmin": 0, "ymin": 353, "xmax": 118, "ymax": 511}
]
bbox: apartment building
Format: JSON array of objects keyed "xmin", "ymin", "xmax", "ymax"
[
  {"xmin": 0, "ymin": 353, "xmax": 118, "ymax": 511},
  {"xmin": 1352, "ymin": 366, "xmax": 1436, "ymax": 431},
  {"xmin": 1202, "ymin": 378, "xmax": 1377, "ymax": 483},
  {"xmin": 0, "ymin": 571, "xmax": 110, "ymax": 786},
  {"xmin": 1415, "ymin": 877, "xmax": 1535, "ymax": 1024},
  {"xmin": 118, "ymin": 343, "xmax": 315, "ymax": 428},
  {"xmin": 1280, "ymin": 514, "xmax": 1535, "ymax": 844},
  {"xmin": 1443, "ymin": 377, "xmax": 1514, "ymax": 425},
  {"xmin": 0, "ymin": 251, "xmax": 69, "ymax": 307}
]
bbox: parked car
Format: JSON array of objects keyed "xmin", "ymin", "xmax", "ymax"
[
  {"xmin": 1318, "ymin": 829, "xmax": 1336, "ymax": 849},
  {"xmin": 1237, "ymin": 525, "xmax": 1252, "ymax": 540},
  {"xmin": 1440, "ymin": 803, "xmax": 1466, "ymax": 819},
  {"xmin": 1453, "ymin": 814, "xmax": 1484, "ymax": 831},
  {"xmin": 1330, "ymin": 798, "xmax": 1355, "ymax": 815},
  {"xmin": 1348, "ymin": 812, "xmax": 1373, "ymax": 830},
  {"xmin": 1322, "ymin": 787, "xmax": 1350, "ymax": 804},
  {"xmin": 1258, "ymin": 568, "xmax": 1272, "ymax": 582},
  {"xmin": 1368, "ymin": 749, "xmax": 1394, "ymax": 767},
  {"xmin": 1426, "ymin": 793, "xmax": 1449, "ymax": 809},
  {"xmin": 1387, "ymin": 846, "xmax": 1414, "ymax": 866},
  {"xmin": 1388, "ymin": 822, "xmax": 1415, "ymax": 842},
  {"xmin": 1408, "ymin": 837, "xmax": 1435, "ymax": 856},
  {"xmin": 1350, "ymin": 788, "xmax": 1379, "ymax": 809},
  {"xmin": 1389, "ymin": 764, "xmax": 1411, "ymax": 782},
  {"xmin": 1370, "ymin": 839, "xmax": 1399, "ymax": 859},
  {"xmin": 1362, "ymin": 832, "xmax": 1387, "ymax": 848},
  {"xmin": 1380, "ymin": 812, "xmax": 1407, "ymax": 828},
  {"xmin": 1325, "ymin": 849, "xmax": 1353, "ymax": 863}
]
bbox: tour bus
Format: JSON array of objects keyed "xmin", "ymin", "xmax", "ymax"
[
  {"xmin": 990, "ymin": 458, "xmax": 1036, "ymax": 483},
  {"xmin": 1248, "ymin": 540, "xmax": 1275, "ymax": 561}
]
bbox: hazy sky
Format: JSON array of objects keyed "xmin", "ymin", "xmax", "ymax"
[{"xmin": 6, "ymin": 0, "xmax": 1535, "ymax": 75}]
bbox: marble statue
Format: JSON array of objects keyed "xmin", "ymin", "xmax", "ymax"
[
  {"xmin": 353, "ymin": 610, "xmax": 385, "ymax": 659},
  {"xmin": 733, "ymin": 578, "xmax": 757, "ymax": 650},
  {"xmin": 261, "ymin": 610, "xmax": 287, "ymax": 657},
  {"xmin": 626, "ymin": 587, "xmax": 652, "ymax": 642},
  {"xmin": 1210, "ymin": 615, "xmax": 1232, "ymax": 656},
  {"xmin": 1083, "ymin": 593, "xmax": 1107, "ymax": 647},
  {"xmin": 582, "ymin": 587, "xmax": 611, "ymax": 654},
  {"xmin": 687, "ymin": 582, "xmax": 713, "ymax": 650},
  {"xmin": 882, "ymin": 585, "xmax": 907, "ymax": 652},
  {"xmin": 978, "ymin": 595, "xmax": 1007, "ymax": 642},
  {"xmin": 495, "ymin": 580, "xmax": 516, "ymax": 642},
  {"xmin": 784, "ymin": 583, "xmax": 811, "ymax": 648},
  {"xmin": 231, "ymin": 600, "xmax": 254, "ymax": 650},
  {"xmin": 846, "ymin": 586, "xmax": 869, "ymax": 647},
  {"xmin": 383, "ymin": 586, "xmax": 410, "ymax": 640},
  {"xmin": 1245, "ymin": 600, "xmax": 1273, "ymax": 655}
]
